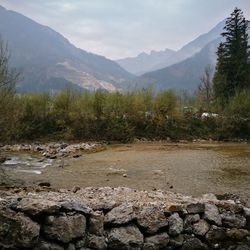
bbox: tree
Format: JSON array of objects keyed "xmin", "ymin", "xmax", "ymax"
[
  {"xmin": 197, "ymin": 66, "xmax": 213, "ymax": 111},
  {"xmin": 0, "ymin": 38, "xmax": 19, "ymax": 90},
  {"xmin": 213, "ymin": 7, "xmax": 250, "ymax": 107}
]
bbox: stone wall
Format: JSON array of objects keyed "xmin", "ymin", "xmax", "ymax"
[{"xmin": 0, "ymin": 192, "xmax": 250, "ymax": 250}]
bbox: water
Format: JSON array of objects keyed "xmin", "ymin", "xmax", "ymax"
[
  {"xmin": 1, "ymin": 154, "xmax": 52, "ymax": 175},
  {"xmin": 1, "ymin": 143, "xmax": 249, "ymax": 198}
]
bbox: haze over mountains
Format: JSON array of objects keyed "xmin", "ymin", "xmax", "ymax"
[
  {"xmin": 117, "ymin": 20, "xmax": 225, "ymax": 76},
  {"xmin": 0, "ymin": 5, "xmax": 249, "ymax": 93},
  {"xmin": 0, "ymin": 5, "xmax": 133, "ymax": 92}
]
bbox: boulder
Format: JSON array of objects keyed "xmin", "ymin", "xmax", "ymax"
[
  {"xmin": 143, "ymin": 232, "xmax": 170, "ymax": 250},
  {"xmin": 104, "ymin": 203, "xmax": 135, "ymax": 225},
  {"xmin": 0, "ymin": 207, "xmax": 40, "ymax": 248},
  {"xmin": 107, "ymin": 225, "xmax": 143, "ymax": 250},
  {"xmin": 186, "ymin": 203, "xmax": 205, "ymax": 214},
  {"xmin": 168, "ymin": 213, "xmax": 183, "ymax": 236},
  {"xmin": 86, "ymin": 234, "xmax": 107, "ymax": 250},
  {"xmin": 60, "ymin": 201, "xmax": 92, "ymax": 214},
  {"xmin": 204, "ymin": 204, "xmax": 222, "ymax": 226},
  {"xmin": 66, "ymin": 243, "xmax": 76, "ymax": 250},
  {"xmin": 43, "ymin": 214, "xmax": 86, "ymax": 243},
  {"xmin": 75, "ymin": 239, "xmax": 86, "ymax": 248},
  {"xmin": 168, "ymin": 235, "xmax": 184, "ymax": 248},
  {"xmin": 15, "ymin": 198, "xmax": 60, "ymax": 216},
  {"xmin": 34, "ymin": 240, "xmax": 64, "ymax": 250},
  {"xmin": 137, "ymin": 207, "xmax": 168, "ymax": 234},
  {"xmin": 89, "ymin": 212, "xmax": 104, "ymax": 236},
  {"xmin": 181, "ymin": 237, "xmax": 208, "ymax": 250},
  {"xmin": 222, "ymin": 213, "xmax": 246, "ymax": 228},
  {"xmin": 205, "ymin": 225, "xmax": 227, "ymax": 242},
  {"xmin": 184, "ymin": 214, "xmax": 200, "ymax": 233},
  {"xmin": 192, "ymin": 219, "xmax": 210, "ymax": 236},
  {"xmin": 226, "ymin": 228, "xmax": 250, "ymax": 241}
]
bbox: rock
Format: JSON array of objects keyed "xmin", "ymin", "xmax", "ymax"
[
  {"xmin": 75, "ymin": 239, "xmax": 86, "ymax": 248},
  {"xmin": 73, "ymin": 154, "xmax": 81, "ymax": 158},
  {"xmin": 86, "ymin": 234, "xmax": 107, "ymax": 250},
  {"xmin": 205, "ymin": 225, "xmax": 227, "ymax": 242},
  {"xmin": 184, "ymin": 214, "xmax": 200, "ymax": 224},
  {"xmin": 168, "ymin": 213, "xmax": 183, "ymax": 236},
  {"xmin": 184, "ymin": 214, "xmax": 200, "ymax": 233},
  {"xmin": 89, "ymin": 212, "xmax": 104, "ymax": 236},
  {"xmin": 91, "ymin": 200, "xmax": 117, "ymax": 212},
  {"xmin": 0, "ymin": 156, "xmax": 6, "ymax": 163},
  {"xmin": 43, "ymin": 214, "xmax": 86, "ymax": 243},
  {"xmin": 186, "ymin": 203, "xmax": 205, "ymax": 214},
  {"xmin": 72, "ymin": 186, "xmax": 81, "ymax": 193},
  {"xmin": 222, "ymin": 213, "xmax": 246, "ymax": 228},
  {"xmin": 38, "ymin": 182, "xmax": 51, "ymax": 187},
  {"xmin": 226, "ymin": 228, "xmax": 250, "ymax": 240},
  {"xmin": 202, "ymin": 193, "xmax": 218, "ymax": 200},
  {"xmin": 143, "ymin": 232, "xmax": 169, "ymax": 250},
  {"xmin": 168, "ymin": 204, "xmax": 184, "ymax": 213},
  {"xmin": 169, "ymin": 235, "xmax": 184, "ymax": 248},
  {"xmin": 181, "ymin": 237, "xmax": 208, "ymax": 250},
  {"xmin": 137, "ymin": 206, "xmax": 168, "ymax": 234},
  {"xmin": 192, "ymin": 219, "xmax": 210, "ymax": 236},
  {"xmin": 122, "ymin": 173, "xmax": 127, "ymax": 178},
  {"xmin": 0, "ymin": 207, "xmax": 40, "ymax": 248},
  {"xmin": 48, "ymin": 155, "xmax": 57, "ymax": 159},
  {"xmin": 34, "ymin": 240, "xmax": 64, "ymax": 250},
  {"xmin": 14, "ymin": 198, "xmax": 60, "ymax": 216},
  {"xmin": 104, "ymin": 203, "xmax": 135, "ymax": 225},
  {"xmin": 244, "ymin": 207, "xmax": 250, "ymax": 230},
  {"xmin": 107, "ymin": 225, "xmax": 143, "ymax": 250},
  {"xmin": 60, "ymin": 201, "xmax": 92, "ymax": 214},
  {"xmin": 243, "ymin": 207, "xmax": 250, "ymax": 218},
  {"xmin": 67, "ymin": 243, "xmax": 76, "ymax": 250},
  {"xmin": 204, "ymin": 204, "xmax": 222, "ymax": 226}
]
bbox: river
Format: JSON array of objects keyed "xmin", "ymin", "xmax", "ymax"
[{"xmin": 1, "ymin": 142, "xmax": 249, "ymax": 198}]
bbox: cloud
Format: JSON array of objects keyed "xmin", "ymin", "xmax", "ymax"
[{"xmin": 0, "ymin": 0, "xmax": 249, "ymax": 59}]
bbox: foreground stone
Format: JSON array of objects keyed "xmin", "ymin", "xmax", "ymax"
[
  {"xmin": 43, "ymin": 214, "xmax": 86, "ymax": 243},
  {"xmin": 0, "ymin": 187, "xmax": 249, "ymax": 249},
  {"xmin": 107, "ymin": 225, "xmax": 144, "ymax": 250},
  {"xmin": 0, "ymin": 206, "xmax": 40, "ymax": 248}
]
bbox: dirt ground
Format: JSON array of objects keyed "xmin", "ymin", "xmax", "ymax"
[{"xmin": 1, "ymin": 142, "xmax": 249, "ymax": 198}]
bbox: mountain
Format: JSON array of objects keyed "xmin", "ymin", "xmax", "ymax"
[
  {"xmin": 0, "ymin": 5, "xmax": 134, "ymax": 92},
  {"xmin": 133, "ymin": 20, "xmax": 250, "ymax": 92},
  {"xmin": 118, "ymin": 20, "xmax": 225, "ymax": 76},
  {"xmin": 132, "ymin": 38, "xmax": 221, "ymax": 92},
  {"xmin": 116, "ymin": 49, "xmax": 176, "ymax": 76}
]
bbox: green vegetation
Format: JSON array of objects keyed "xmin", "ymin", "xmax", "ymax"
[
  {"xmin": 213, "ymin": 8, "xmax": 250, "ymax": 107},
  {"xmin": 0, "ymin": 87, "xmax": 248, "ymax": 142},
  {"xmin": 0, "ymin": 8, "xmax": 249, "ymax": 143}
]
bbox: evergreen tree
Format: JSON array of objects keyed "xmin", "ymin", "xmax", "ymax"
[{"xmin": 213, "ymin": 7, "xmax": 250, "ymax": 107}]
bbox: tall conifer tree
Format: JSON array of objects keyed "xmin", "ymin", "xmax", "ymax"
[{"xmin": 213, "ymin": 8, "xmax": 250, "ymax": 107}]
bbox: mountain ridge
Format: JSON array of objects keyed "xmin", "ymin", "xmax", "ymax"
[
  {"xmin": 117, "ymin": 20, "xmax": 225, "ymax": 76},
  {"xmin": 0, "ymin": 5, "xmax": 134, "ymax": 92}
]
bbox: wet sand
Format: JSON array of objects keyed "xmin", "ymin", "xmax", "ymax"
[{"xmin": 1, "ymin": 142, "xmax": 250, "ymax": 197}]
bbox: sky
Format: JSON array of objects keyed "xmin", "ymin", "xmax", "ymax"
[{"xmin": 0, "ymin": 0, "xmax": 249, "ymax": 60}]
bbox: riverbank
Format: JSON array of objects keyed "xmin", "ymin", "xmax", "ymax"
[
  {"xmin": 0, "ymin": 187, "xmax": 249, "ymax": 249},
  {"xmin": 0, "ymin": 141, "xmax": 250, "ymax": 199}
]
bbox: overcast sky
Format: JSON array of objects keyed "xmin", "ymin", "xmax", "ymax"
[{"xmin": 0, "ymin": 0, "xmax": 249, "ymax": 59}]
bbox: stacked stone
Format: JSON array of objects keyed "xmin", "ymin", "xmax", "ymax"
[{"xmin": 0, "ymin": 197, "xmax": 249, "ymax": 249}]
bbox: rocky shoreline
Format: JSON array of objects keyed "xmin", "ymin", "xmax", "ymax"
[
  {"xmin": 0, "ymin": 187, "xmax": 249, "ymax": 250},
  {"xmin": 0, "ymin": 142, "xmax": 106, "ymax": 160}
]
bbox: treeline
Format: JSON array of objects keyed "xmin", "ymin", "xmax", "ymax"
[{"xmin": 0, "ymin": 87, "xmax": 249, "ymax": 142}]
